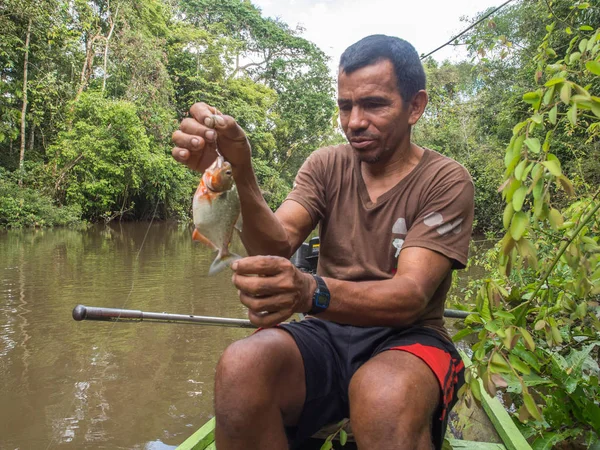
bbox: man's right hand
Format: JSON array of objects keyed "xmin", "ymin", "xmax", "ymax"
[{"xmin": 171, "ymin": 102, "xmax": 252, "ymax": 173}]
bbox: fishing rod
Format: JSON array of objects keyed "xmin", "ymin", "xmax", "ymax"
[
  {"xmin": 72, "ymin": 304, "xmax": 256, "ymax": 328},
  {"xmin": 72, "ymin": 304, "xmax": 473, "ymax": 327}
]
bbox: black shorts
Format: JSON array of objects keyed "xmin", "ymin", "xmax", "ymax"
[{"xmin": 276, "ymin": 318, "xmax": 465, "ymax": 450}]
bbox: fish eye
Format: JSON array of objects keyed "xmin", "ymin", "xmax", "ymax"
[{"xmin": 226, "ymin": 170, "xmax": 232, "ymax": 175}]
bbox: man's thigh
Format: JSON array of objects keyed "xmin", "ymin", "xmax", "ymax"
[{"xmin": 348, "ymin": 328, "xmax": 465, "ymax": 450}]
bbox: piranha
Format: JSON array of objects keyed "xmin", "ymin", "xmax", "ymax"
[{"xmin": 192, "ymin": 155, "xmax": 242, "ymax": 275}]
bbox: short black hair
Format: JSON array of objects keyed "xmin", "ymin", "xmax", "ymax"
[{"xmin": 339, "ymin": 35, "xmax": 426, "ymax": 104}]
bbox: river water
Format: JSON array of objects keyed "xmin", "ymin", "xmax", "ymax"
[
  {"xmin": 0, "ymin": 223, "xmax": 490, "ymax": 449},
  {"xmin": 1, "ymin": 222, "xmax": 251, "ymax": 450}
]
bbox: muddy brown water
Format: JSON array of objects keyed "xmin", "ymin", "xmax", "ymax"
[{"xmin": 0, "ymin": 223, "xmax": 491, "ymax": 449}]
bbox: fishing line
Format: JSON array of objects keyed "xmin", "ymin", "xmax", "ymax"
[
  {"xmin": 420, "ymin": 0, "xmax": 515, "ymax": 60},
  {"xmin": 45, "ymin": 198, "xmax": 161, "ymax": 450}
]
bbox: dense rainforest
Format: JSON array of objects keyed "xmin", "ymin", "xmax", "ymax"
[
  {"xmin": 0, "ymin": 0, "xmax": 340, "ymax": 226},
  {"xmin": 1, "ymin": 0, "xmax": 599, "ymax": 447}
]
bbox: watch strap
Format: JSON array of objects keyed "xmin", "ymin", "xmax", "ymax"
[{"xmin": 308, "ymin": 274, "xmax": 330, "ymax": 315}]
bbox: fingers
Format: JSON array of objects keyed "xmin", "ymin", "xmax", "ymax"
[
  {"xmin": 190, "ymin": 102, "xmax": 246, "ymax": 141},
  {"xmin": 248, "ymin": 309, "xmax": 291, "ymax": 328},
  {"xmin": 233, "ymin": 255, "xmax": 291, "ymax": 276},
  {"xmin": 239, "ymin": 292, "xmax": 294, "ymax": 313}
]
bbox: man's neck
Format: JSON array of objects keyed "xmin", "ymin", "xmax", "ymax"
[
  {"xmin": 361, "ymin": 142, "xmax": 423, "ymax": 180},
  {"xmin": 359, "ymin": 142, "xmax": 424, "ymax": 204}
]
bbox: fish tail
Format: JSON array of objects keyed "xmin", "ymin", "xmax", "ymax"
[{"xmin": 208, "ymin": 251, "xmax": 242, "ymax": 275}]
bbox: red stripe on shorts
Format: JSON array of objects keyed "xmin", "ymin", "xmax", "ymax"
[{"xmin": 389, "ymin": 343, "xmax": 464, "ymax": 421}]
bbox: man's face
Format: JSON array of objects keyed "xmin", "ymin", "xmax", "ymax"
[{"xmin": 337, "ymin": 59, "xmax": 412, "ymax": 164}]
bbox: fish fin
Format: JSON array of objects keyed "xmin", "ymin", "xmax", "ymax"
[
  {"xmin": 208, "ymin": 252, "xmax": 242, "ymax": 276},
  {"xmin": 234, "ymin": 213, "xmax": 243, "ymax": 233},
  {"xmin": 192, "ymin": 229, "xmax": 218, "ymax": 251}
]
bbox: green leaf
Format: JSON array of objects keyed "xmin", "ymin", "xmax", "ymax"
[
  {"xmin": 491, "ymin": 352, "xmax": 512, "ymax": 373},
  {"xmin": 510, "ymin": 211, "xmax": 528, "ymax": 241},
  {"xmin": 520, "ymin": 327, "xmax": 535, "ymax": 352},
  {"xmin": 340, "ymin": 429, "xmax": 347, "ymax": 446},
  {"xmin": 532, "ymin": 178, "xmax": 544, "ymax": 201},
  {"xmin": 542, "ymin": 130, "xmax": 553, "ymax": 152},
  {"xmin": 503, "ymin": 202, "xmax": 514, "ymax": 230},
  {"xmin": 523, "ymin": 391, "xmax": 542, "ymax": 421},
  {"xmin": 586, "ymin": 61, "xmax": 600, "ymax": 76},
  {"xmin": 551, "ymin": 326, "xmax": 563, "ymax": 345},
  {"xmin": 524, "ymin": 138, "xmax": 541, "ymax": 154},
  {"xmin": 548, "ymin": 208, "xmax": 564, "ymax": 230},
  {"xmin": 512, "ymin": 186, "xmax": 527, "ymax": 212},
  {"xmin": 557, "ymin": 175, "xmax": 575, "ymax": 196},
  {"xmin": 541, "ymin": 159, "xmax": 562, "ymax": 176},
  {"xmin": 549, "ymin": 105, "xmax": 558, "ymax": 124},
  {"xmin": 580, "ymin": 26, "xmax": 594, "ymax": 31},
  {"xmin": 453, "ymin": 327, "xmax": 475, "ymax": 342},
  {"xmin": 320, "ymin": 440, "xmax": 333, "ymax": 450},
  {"xmin": 509, "ymin": 354, "xmax": 531, "ymax": 375},
  {"xmin": 470, "ymin": 377, "xmax": 482, "ymax": 401},
  {"xmin": 567, "ymin": 105, "xmax": 577, "ymax": 126},
  {"xmin": 560, "ymin": 83, "xmax": 571, "ymax": 104},
  {"xmin": 544, "ymin": 77, "xmax": 564, "ymax": 87},
  {"xmin": 569, "ymin": 52, "xmax": 581, "ymax": 65},
  {"xmin": 523, "ymin": 91, "xmax": 541, "ymax": 105},
  {"xmin": 512, "ymin": 120, "xmax": 528, "ymax": 135},
  {"xmin": 565, "ymin": 27, "xmax": 572, "ymax": 34},
  {"xmin": 514, "ymin": 159, "xmax": 528, "ymax": 180}
]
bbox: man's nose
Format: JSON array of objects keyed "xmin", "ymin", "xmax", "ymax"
[{"xmin": 347, "ymin": 107, "xmax": 368, "ymax": 131}]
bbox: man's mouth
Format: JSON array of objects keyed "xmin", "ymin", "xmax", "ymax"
[{"xmin": 350, "ymin": 139, "xmax": 376, "ymax": 149}]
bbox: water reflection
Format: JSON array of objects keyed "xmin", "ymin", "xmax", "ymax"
[{"xmin": 0, "ymin": 223, "xmax": 250, "ymax": 449}]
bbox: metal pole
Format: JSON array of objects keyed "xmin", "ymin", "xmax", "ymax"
[
  {"xmin": 73, "ymin": 305, "xmax": 474, "ymax": 327},
  {"xmin": 72, "ymin": 305, "xmax": 256, "ymax": 328},
  {"xmin": 443, "ymin": 309, "xmax": 473, "ymax": 319}
]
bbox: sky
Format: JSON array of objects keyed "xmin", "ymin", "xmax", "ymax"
[{"xmin": 251, "ymin": 0, "xmax": 503, "ymax": 75}]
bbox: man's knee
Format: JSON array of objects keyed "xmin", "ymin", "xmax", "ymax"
[
  {"xmin": 348, "ymin": 351, "xmax": 439, "ymax": 443},
  {"xmin": 214, "ymin": 329, "xmax": 304, "ymax": 429}
]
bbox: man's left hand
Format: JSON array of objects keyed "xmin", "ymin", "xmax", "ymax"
[{"xmin": 232, "ymin": 256, "xmax": 316, "ymax": 328}]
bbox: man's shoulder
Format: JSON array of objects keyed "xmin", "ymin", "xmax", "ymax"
[
  {"xmin": 300, "ymin": 144, "xmax": 354, "ymax": 173},
  {"xmin": 309, "ymin": 143, "xmax": 353, "ymax": 162},
  {"xmin": 421, "ymin": 147, "xmax": 472, "ymax": 183}
]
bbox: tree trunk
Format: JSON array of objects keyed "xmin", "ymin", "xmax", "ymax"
[
  {"xmin": 18, "ymin": 17, "xmax": 32, "ymax": 187},
  {"xmin": 102, "ymin": 4, "xmax": 119, "ymax": 94}
]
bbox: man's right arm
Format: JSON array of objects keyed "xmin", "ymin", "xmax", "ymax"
[{"xmin": 171, "ymin": 102, "xmax": 313, "ymax": 258}]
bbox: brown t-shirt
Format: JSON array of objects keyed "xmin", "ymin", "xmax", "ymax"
[{"xmin": 286, "ymin": 144, "xmax": 474, "ymax": 337}]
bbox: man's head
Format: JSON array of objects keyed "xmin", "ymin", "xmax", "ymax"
[
  {"xmin": 339, "ymin": 35, "xmax": 426, "ymax": 108},
  {"xmin": 337, "ymin": 35, "xmax": 427, "ymax": 164}
]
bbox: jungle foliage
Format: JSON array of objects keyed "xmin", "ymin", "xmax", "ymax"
[
  {"xmin": 0, "ymin": 0, "xmax": 337, "ymax": 225},
  {"xmin": 445, "ymin": 0, "xmax": 600, "ymax": 448}
]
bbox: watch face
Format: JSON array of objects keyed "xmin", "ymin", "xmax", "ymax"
[{"xmin": 315, "ymin": 292, "xmax": 330, "ymax": 308}]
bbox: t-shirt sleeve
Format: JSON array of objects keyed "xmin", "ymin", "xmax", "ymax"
[
  {"xmin": 402, "ymin": 170, "xmax": 475, "ymax": 269},
  {"xmin": 284, "ymin": 149, "xmax": 328, "ymax": 228}
]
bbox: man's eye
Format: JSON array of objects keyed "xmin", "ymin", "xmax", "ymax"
[{"xmin": 338, "ymin": 104, "xmax": 352, "ymax": 112}]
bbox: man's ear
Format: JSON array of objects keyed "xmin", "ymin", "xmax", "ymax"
[{"xmin": 408, "ymin": 90, "xmax": 428, "ymax": 126}]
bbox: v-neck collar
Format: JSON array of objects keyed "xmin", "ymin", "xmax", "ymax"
[{"xmin": 354, "ymin": 147, "xmax": 430, "ymax": 210}]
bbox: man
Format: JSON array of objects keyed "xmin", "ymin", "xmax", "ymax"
[{"xmin": 172, "ymin": 35, "xmax": 474, "ymax": 450}]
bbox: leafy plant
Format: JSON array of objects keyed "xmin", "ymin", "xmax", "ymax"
[{"xmin": 458, "ymin": 2, "xmax": 600, "ymax": 447}]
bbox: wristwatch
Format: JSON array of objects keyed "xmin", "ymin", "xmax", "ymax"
[{"xmin": 308, "ymin": 275, "xmax": 330, "ymax": 315}]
